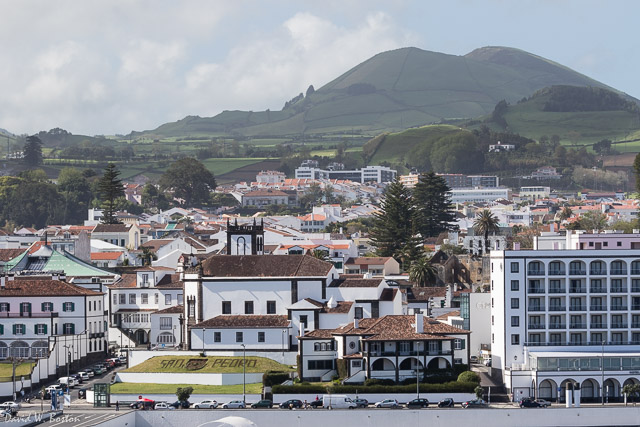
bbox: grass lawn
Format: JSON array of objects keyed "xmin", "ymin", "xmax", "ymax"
[
  {"xmin": 0, "ymin": 362, "xmax": 34, "ymax": 378},
  {"xmin": 124, "ymin": 355, "xmax": 292, "ymax": 374},
  {"xmin": 110, "ymin": 382, "xmax": 263, "ymax": 394}
]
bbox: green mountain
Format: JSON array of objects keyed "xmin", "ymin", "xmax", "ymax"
[{"xmin": 136, "ymin": 46, "xmax": 637, "ymax": 138}]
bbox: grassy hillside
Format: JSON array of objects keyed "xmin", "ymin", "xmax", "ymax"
[
  {"xmin": 496, "ymin": 86, "xmax": 640, "ymax": 145},
  {"xmin": 135, "ymin": 46, "xmax": 637, "ymax": 139}
]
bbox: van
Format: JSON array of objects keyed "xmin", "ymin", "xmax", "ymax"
[
  {"xmin": 58, "ymin": 377, "xmax": 77, "ymax": 388},
  {"xmin": 322, "ymin": 395, "xmax": 357, "ymax": 409}
]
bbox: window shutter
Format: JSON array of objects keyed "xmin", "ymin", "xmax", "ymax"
[
  {"xmin": 43, "ymin": 324, "xmax": 48, "ymax": 334},
  {"xmin": 0, "ymin": 324, "xmax": 3, "ymax": 334},
  {"xmin": 34, "ymin": 324, "xmax": 38, "ymax": 334},
  {"xmin": 27, "ymin": 302, "xmax": 32, "ymax": 312},
  {"xmin": 63, "ymin": 303, "xmax": 67, "ymax": 312},
  {"xmin": 12, "ymin": 324, "xmax": 16, "ymax": 334},
  {"xmin": 71, "ymin": 302, "xmax": 75, "ymax": 312},
  {"xmin": 462, "ymin": 339, "xmax": 466, "ymax": 349},
  {"xmin": 41, "ymin": 302, "xmax": 46, "ymax": 311},
  {"xmin": 70, "ymin": 324, "xmax": 75, "ymax": 334}
]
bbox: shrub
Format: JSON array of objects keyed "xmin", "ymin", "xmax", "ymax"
[
  {"xmin": 176, "ymin": 386, "xmax": 193, "ymax": 403},
  {"xmin": 457, "ymin": 371, "xmax": 480, "ymax": 384},
  {"xmin": 365, "ymin": 378, "xmax": 395, "ymax": 386},
  {"xmin": 336, "ymin": 359, "xmax": 348, "ymax": 379},
  {"xmin": 263, "ymin": 371, "xmax": 290, "ymax": 387},
  {"xmin": 475, "ymin": 386, "xmax": 484, "ymax": 399},
  {"xmin": 273, "ymin": 384, "xmax": 326, "ymax": 394}
]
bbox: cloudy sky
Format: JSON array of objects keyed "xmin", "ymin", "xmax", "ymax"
[{"xmin": 1, "ymin": 0, "xmax": 638, "ymax": 136}]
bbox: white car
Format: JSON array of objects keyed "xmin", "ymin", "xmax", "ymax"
[
  {"xmin": 194, "ymin": 400, "xmax": 218, "ymax": 409},
  {"xmin": 154, "ymin": 402, "xmax": 175, "ymax": 410},
  {"xmin": 0, "ymin": 402, "xmax": 20, "ymax": 414},
  {"xmin": 374, "ymin": 399, "xmax": 399, "ymax": 408},
  {"xmin": 78, "ymin": 372, "xmax": 90, "ymax": 381},
  {"xmin": 222, "ymin": 400, "xmax": 246, "ymax": 409}
]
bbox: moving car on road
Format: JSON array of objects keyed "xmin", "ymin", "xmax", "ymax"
[
  {"xmin": 406, "ymin": 398, "xmax": 429, "ymax": 408},
  {"xmin": 519, "ymin": 398, "xmax": 548, "ymax": 408},
  {"xmin": 194, "ymin": 400, "xmax": 218, "ymax": 409},
  {"xmin": 353, "ymin": 398, "xmax": 369, "ymax": 408},
  {"xmin": 374, "ymin": 399, "xmax": 399, "ymax": 408},
  {"xmin": 154, "ymin": 402, "xmax": 174, "ymax": 410},
  {"xmin": 462, "ymin": 399, "xmax": 487, "ymax": 408},
  {"xmin": 170, "ymin": 400, "xmax": 191, "ymax": 409}
]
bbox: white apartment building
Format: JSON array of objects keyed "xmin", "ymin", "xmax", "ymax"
[
  {"xmin": 0, "ymin": 275, "xmax": 107, "ymax": 361},
  {"xmin": 491, "ymin": 248, "xmax": 640, "ymax": 403},
  {"xmin": 108, "ymin": 267, "xmax": 183, "ymax": 346},
  {"xmin": 448, "ymin": 187, "xmax": 511, "ymax": 203}
]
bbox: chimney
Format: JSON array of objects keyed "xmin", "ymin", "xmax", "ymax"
[
  {"xmin": 1, "ymin": 276, "xmax": 5, "ymax": 290},
  {"xmin": 299, "ymin": 323, "xmax": 304, "ymax": 337},
  {"xmin": 7, "ymin": 274, "xmax": 14, "ymax": 281},
  {"xmin": 353, "ymin": 318, "xmax": 359, "ymax": 329},
  {"xmin": 415, "ymin": 312, "xmax": 424, "ymax": 334}
]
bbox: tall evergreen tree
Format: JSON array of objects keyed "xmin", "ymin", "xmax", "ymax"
[
  {"xmin": 23, "ymin": 135, "xmax": 43, "ymax": 166},
  {"xmin": 98, "ymin": 163, "xmax": 124, "ymax": 224},
  {"xmin": 413, "ymin": 172, "xmax": 458, "ymax": 239},
  {"xmin": 370, "ymin": 178, "xmax": 420, "ymax": 260}
]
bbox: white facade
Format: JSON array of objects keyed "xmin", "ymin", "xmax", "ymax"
[
  {"xmin": 449, "ymin": 187, "xmax": 511, "ymax": 203},
  {"xmin": 491, "ymin": 249, "xmax": 640, "ymax": 402}
]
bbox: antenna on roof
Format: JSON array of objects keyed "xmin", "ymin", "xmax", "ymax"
[{"xmin": 44, "ymin": 231, "xmax": 47, "ymax": 246}]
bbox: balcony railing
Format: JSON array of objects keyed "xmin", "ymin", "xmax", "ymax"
[
  {"xmin": 549, "ymin": 270, "xmax": 566, "ymax": 276},
  {"xmin": 611, "ymin": 288, "xmax": 628, "ymax": 293},
  {"xmin": 0, "ymin": 312, "xmax": 59, "ymax": 318},
  {"xmin": 549, "ymin": 323, "xmax": 567, "ymax": 329},
  {"xmin": 590, "ymin": 269, "xmax": 607, "ymax": 275},
  {"xmin": 611, "ymin": 305, "xmax": 628, "ymax": 311},
  {"xmin": 631, "ymin": 269, "xmax": 640, "ymax": 275},
  {"xmin": 570, "ymin": 323, "xmax": 587, "ymax": 329},
  {"xmin": 528, "ymin": 288, "xmax": 545, "ymax": 294},
  {"xmin": 528, "ymin": 270, "xmax": 545, "ymax": 276},
  {"xmin": 549, "ymin": 287, "xmax": 566, "ymax": 294},
  {"xmin": 570, "ymin": 269, "xmax": 586, "ymax": 275},
  {"xmin": 631, "ymin": 305, "xmax": 640, "ymax": 311},
  {"xmin": 569, "ymin": 287, "xmax": 586, "ymax": 293},
  {"xmin": 569, "ymin": 305, "xmax": 587, "ymax": 311},
  {"xmin": 631, "ymin": 286, "xmax": 640, "ymax": 292},
  {"xmin": 160, "ymin": 325, "xmax": 173, "ymax": 330},
  {"xmin": 549, "ymin": 305, "xmax": 566, "ymax": 311},
  {"xmin": 591, "ymin": 323, "xmax": 607, "ymax": 329},
  {"xmin": 590, "ymin": 305, "xmax": 607, "ymax": 311},
  {"xmin": 611, "ymin": 323, "xmax": 628, "ymax": 328},
  {"xmin": 528, "ymin": 306, "xmax": 546, "ymax": 312},
  {"xmin": 590, "ymin": 287, "xmax": 607, "ymax": 293},
  {"xmin": 528, "ymin": 324, "xmax": 546, "ymax": 329},
  {"xmin": 611, "ymin": 269, "xmax": 628, "ymax": 275},
  {"xmin": 632, "ymin": 322, "xmax": 640, "ymax": 328}
]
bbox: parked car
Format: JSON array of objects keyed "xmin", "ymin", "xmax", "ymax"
[
  {"xmin": 154, "ymin": 402, "xmax": 174, "ymax": 410},
  {"xmin": 462, "ymin": 399, "xmax": 487, "ymax": 408},
  {"xmin": 70, "ymin": 374, "xmax": 82, "ymax": 384},
  {"xmin": 406, "ymin": 398, "xmax": 429, "ymax": 408},
  {"xmin": 438, "ymin": 398, "xmax": 455, "ymax": 408},
  {"xmin": 470, "ymin": 356, "xmax": 479, "ymax": 363},
  {"xmin": 536, "ymin": 399, "xmax": 551, "ymax": 407},
  {"xmin": 194, "ymin": 400, "xmax": 218, "ymax": 409},
  {"xmin": 169, "ymin": 400, "xmax": 191, "ymax": 409},
  {"xmin": 279, "ymin": 399, "xmax": 303, "ymax": 409},
  {"xmin": 309, "ymin": 399, "xmax": 323, "ymax": 408},
  {"xmin": 221, "ymin": 400, "xmax": 246, "ymax": 409},
  {"xmin": 92, "ymin": 365, "xmax": 104, "ymax": 375},
  {"xmin": 86, "ymin": 370, "xmax": 95, "ymax": 378},
  {"xmin": 44, "ymin": 385, "xmax": 63, "ymax": 399},
  {"xmin": 353, "ymin": 398, "xmax": 369, "ymax": 408},
  {"xmin": 58, "ymin": 377, "xmax": 77, "ymax": 388},
  {"xmin": 520, "ymin": 397, "xmax": 548, "ymax": 408},
  {"xmin": 483, "ymin": 358, "xmax": 492, "ymax": 367},
  {"xmin": 374, "ymin": 399, "xmax": 399, "ymax": 408},
  {"xmin": 78, "ymin": 372, "xmax": 90, "ymax": 381},
  {"xmin": 130, "ymin": 399, "xmax": 155, "ymax": 410},
  {"xmin": 250, "ymin": 400, "xmax": 273, "ymax": 409}
]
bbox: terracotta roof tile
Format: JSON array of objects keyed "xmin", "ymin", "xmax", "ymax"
[
  {"xmin": 201, "ymin": 255, "xmax": 333, "ymax": 278},
  {"xmin": 330, "ymin": 278, "xmax": 383, "ymax": 288},
  {"xmin": 153, "ymin": 305, "xmax": 184, "ymax": 314},
  {"xmin": 300, "ymin": 329, "xmax": 335, "ymax": 339},
  {"xmin": 0, "ymin": 249, "xmax": 27, "ymax": 262},
  {"xmin": 93, "ymin": 224, "xmax": 132, "ymax": 233},
  {"xmin": 194, "ymin": 315, "xmax": 289, "ymax": 328},
  {"xmin": 91, "ymin": 252, "xmax": 123, "ymax": 261},
  {"xmin": 345, "ymin": 257, "xmax": 393, "ymax": 265},
  {"xmin": 0, "ymin": 278, "xmax": 102, "ymax": 296}
]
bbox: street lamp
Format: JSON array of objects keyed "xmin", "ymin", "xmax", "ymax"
[
  {"xmin": 63, "ymin": 345, "xmax": 71, "ymax": 402},
  {"xmin": 241, "ymin": 344, "xmax": 246, "ymax": 405},
  {"xmin": 202, "ymin": 328, "xmax": 206, "ymax": 355},
  {"xmin": 416, "ymin": 343, "xmax": 420, "ymax": 399}
]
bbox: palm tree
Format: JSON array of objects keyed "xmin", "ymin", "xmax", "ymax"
[
  {"xmin": 473, "ymin": 209, "xmax": 500, "ymax": 255},
  {"xmin": 311, "ymin": 249, "xmax": 330, "ymax": 262},
  {"xmin": 140, "ymin": 246, "xmax": 157, "ymax": 266},
  {"xmin": 559, "ymin": 206, "xmax": 573, "ymax": 221},
  {"xmin": 408, "ymin": 256, "xmax": 438, "ymax": 286}
]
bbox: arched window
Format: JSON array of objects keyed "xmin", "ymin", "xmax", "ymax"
[
  {"xmin": 10, "ymin": 341, "xmax": 29, "ymax": 358},
  {"xmin": 237, "ymin": 237, "xmax": 246, "ymax": 255},
  {"xmin": 590, "ymin": 261, "xmax": 606, "ymax": 275},
  {"xmin": 314, "ymin": 343, "xmax": 320, "ymax": 351},
  {"xmin": 31, "ymin": 341, "xmax": 48, "ymax": 358},
  {"xmin": 157, "ymin": 332, "xmax": 175, "ymax": 344},
  {"xmin": 320, "ymin": 343, "xmax": 327, "ymax": 351}
]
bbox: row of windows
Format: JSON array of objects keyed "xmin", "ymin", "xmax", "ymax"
[
  {"xmin": 222, "ymin": 301, "xmax": 277, "ymax": 315},
  {"xmin": 0, "ymin": 302, "xmax": 79, "ymax": 313},
  {"xmin": 114, "ymin": 293, "xmax": 182, "ymax": 305},
  {"xmin": 1, "ymin": 323, "xmax": 77, "ymax": 335},
  {"xmin": 511, "ymin": 260, "xmax": 640, "ymax": 274},
  {"xmin": 308, "ymin": 359, "xmax": 334, "ymax": 370},
  {"xmin": 526, "ymin": 332, "xmax": 640, "ymax": 345},
  {"xmin": 212, "ymin": 331, "xmax": 266, "ymax": 343},
  {"xmin": 122, "ymin": 313, "xmax": 150, "ymax": 323}
]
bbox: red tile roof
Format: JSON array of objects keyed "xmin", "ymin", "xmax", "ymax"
[
  {"xmin": 194, "ymin": 315, "xmax": 289, "ymax": 328},
  {"xmin": 0, "ymin": 248, "xmax": 27, "ymax": 262},
  {"xmin": 153, "ymin": 305, "xmax": 184, "ymax": 314},
  {"xmin": 0, "ymin": 278, "xmax": 102, "ymax": 296},
  {"xmin": 201, "ymin": 254, "xmax": 333, "ymax": 278},
  {"xmin": 91, "ymin": 252, "xmax": 123, "ymax": 261}
]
